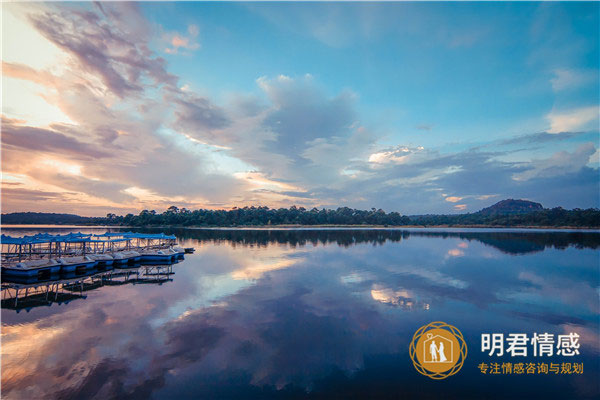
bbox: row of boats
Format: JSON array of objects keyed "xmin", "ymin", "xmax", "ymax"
[{"xmin": 1, "ymin": 232, "xmax": 193, "ymax": 278}]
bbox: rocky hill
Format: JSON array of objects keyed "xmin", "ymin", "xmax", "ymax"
[{"xmin": 478, "ymin": 199, "xmax": 544, "ymax": 215}]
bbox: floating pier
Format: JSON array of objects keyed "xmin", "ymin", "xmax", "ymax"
[{"xmin": 1, "ymin": 232, "xmax": 192, "ymax": 278}]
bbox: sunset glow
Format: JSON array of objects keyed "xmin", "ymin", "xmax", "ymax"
[{"xmin": 2, "ymin": 2, "xmax": 598, "ymax": 216}]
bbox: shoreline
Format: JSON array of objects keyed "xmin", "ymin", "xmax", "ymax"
[{"xmin": 2, "ymin": 224, "xmax": 599, "ymax": 231}]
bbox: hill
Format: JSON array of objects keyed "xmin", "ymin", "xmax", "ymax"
[
  {"xmin": 477, "ymin": 199, "xmax": 544, "ymax": 215},
  {"xmin": 1, "ymin": 212, "xmax": 97, "ymax": 225}
]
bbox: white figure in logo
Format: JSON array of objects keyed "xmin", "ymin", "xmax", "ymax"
[
  {"xmin": 429, "ymin": 340, "xmax": 438, "ymax": 362},
  {"xmin": 438, "ymin": 341, "xmax": 447, "ymax": 362}
]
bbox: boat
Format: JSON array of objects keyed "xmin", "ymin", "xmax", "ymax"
[
  {"xmin": 87, "ymin": 253, "xmax": 114, "ymax": 266},
  {"xmin": 1, "ymin": 232, "xmax": 184, "ymax": 275},
  {"xmin": 168, "ymin": 246, "xmax": 186, "ymax": 258},
  {"xmin": 111, "ymin": 250, "xmax": 142, "ymax": 264},
  {"xmin": 2, "ymin": 258, "xmax": 61, "ymax": 278},
  {"xmin": 140, "ymin": 248, "xmax": 175, "ymax": 262},
  {"xmin": 57, "ymin": 256, "xmax": 97, "ymax": 273}
]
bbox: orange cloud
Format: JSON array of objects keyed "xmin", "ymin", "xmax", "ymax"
[
  {"xmin": 2, "ymin": 61, "xmax": 57, "ymax": 86},
  {"xmin": 445, "ymin": 196, "xmax": 463, "ymax": 203},
  {"xmin": 447, "ymin": 249, "xmax": 464, "ymax": 257},
  {"xmin": 164, "ymin": 24, "xmax": 200, "ymax": 54}
]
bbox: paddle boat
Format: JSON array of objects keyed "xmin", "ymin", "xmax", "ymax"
[
  {"xmin": 111, "ymin": 250, "xmax": 142, "ymax": 265},
  {"xmin": 57, "ymin": 256, "xmax": 97, "ymax": 273},
  {"xmin": 168, "ymin": 245, "xmax": 186, "ymax": 259},
  {"xmin": 139, "ymin": 248, "xmax": 175, "ymax": 262},
  {"xmin": 87, "ymin": 253, "xmax": 114, "ymax": 266},
  {"xmin": 2, "ymin": 258, "xmax": 62, "ymax": 278}
]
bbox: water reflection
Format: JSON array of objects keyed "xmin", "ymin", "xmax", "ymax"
[
  {"xmin": 1, "ymin": 228, "xmax": 599, "ymax": 399},
  {"xmin": 2, "ymin": 262, "xmax": 179, "ymax": 313},
  {"xmin": 161, "ymin": 228, "xmax": 600, "ymax": 255}
]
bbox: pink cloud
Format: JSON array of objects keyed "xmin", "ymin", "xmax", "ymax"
[{"xmin": 163, "ymin": 24, "xmax": 200, "ymax": 54}]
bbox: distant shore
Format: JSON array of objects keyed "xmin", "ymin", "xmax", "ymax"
[{"xmin": 2, "ymin": 224, "xmax": 599, "ymax": 231}]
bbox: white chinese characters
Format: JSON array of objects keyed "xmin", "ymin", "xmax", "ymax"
[{"xmin": 482, "ymin": 332, "xmax": 580, "ymax": 357}]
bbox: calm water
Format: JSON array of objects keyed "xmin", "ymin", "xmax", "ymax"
[{"xmin": 1, "ymin": 228, "xmax": 599, "ymax": 399}]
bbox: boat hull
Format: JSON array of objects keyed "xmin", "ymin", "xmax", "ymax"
[
  {"xmin": 2, "ymin": 265, "xmax": 61, "ymax": 277},
  {"xmin": 141, "ymin": 254, "xmax": 175, "ymax": 262},
  {"xmin": 111, "ymin": 251, "xmax": 142, "ymax": 264},
  {"xmin": 60, "ymin": 261, "xmax": 97, "ymax": 273}
]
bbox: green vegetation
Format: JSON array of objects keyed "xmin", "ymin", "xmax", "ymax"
[
  {"xmin": 408, "ymin": 207, "xmax": 600, "ymax": 227},
  {"xmin": 2, "ymin": 203, "xmax": 599, "ymax": 228}
]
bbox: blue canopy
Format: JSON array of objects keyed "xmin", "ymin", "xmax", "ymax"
[
  {"xmin": 2, "ymin": 232, "xmax": 175, "ymax": 244},
  {"xmin": 124, "ymin": 233, "xmax": 176, "ymax": 240}
]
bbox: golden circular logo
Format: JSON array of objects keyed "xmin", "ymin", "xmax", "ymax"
[{"xmin": 409, "ymin": 321, "xmax": 467, "ymax": 380}]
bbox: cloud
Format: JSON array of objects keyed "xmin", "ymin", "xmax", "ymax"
[
  {"xmin": 1, "ymin": 3, "xmax": 252, "ymax": 214},
  {"xmin": 589, "ymin": 148, "xmax": 600, "ymax": 165},
  {"xmin": 172, "ymin": 93, "xmax": 230, "ymax": 135},
  {"xmin": 177, "ymin": 74, "xmax": 375, "ymax": 192},
  {"xmin": 3, "ymin": 2, "xmax": 599, "ymax": 216},
  {"xmin": 2, "ymin": 61, "xmax": 58, "ymax": 86},
  {"xmin": 310, "ymin": 142, "xmax": 598, "ymax": 213},
  {"xmin": 546, "ymin": 106, "xmax": 599, "ymax": 133},
  {"xmin": 476, "ymin": 194, "xmax": 498, "ymax": 201},
  {"xmin": 368, "ymin": 146, "xmax": 426, "ymax": 165},
  {"xmin": 163, "ymin": 24, "xmax": 201, "ymax": 54},
  {"xmin": 28, "ymin": 4, "xmax": 177, "ymax": 98},
  {"xmin": 27, "ymin": 169, "xmax": 135, "ymax": 204},
  {"xmin": 1, "ymin": 187, "xmax": 72, "ymax": 202},
  {"xmin": 257, "ymin": 74, "xmax": 358, "ymax": 155},
  {"xmin": 513, "ymin": 142, "xmax": 598, "ymax": 181},
  {"xmin": 550, "ymin": 69, "xmax": 597, "ymax": 92},
  {"xmin": 498, "ymin": 131, "xmax": 582, "ymax": 146},
  {"xmin": 1, "ymin": 117, "xmax": 111, "ymax": 159},
  {"xmin": 447, "ymin": 248, "xmax": 465, "ymax": 257}
]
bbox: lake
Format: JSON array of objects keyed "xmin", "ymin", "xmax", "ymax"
[{"xmin": 1, "ymin": 227, "xmax": 599, "ymax": 399}]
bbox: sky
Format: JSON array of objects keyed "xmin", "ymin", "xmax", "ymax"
[{"xmin": 1, "ymin": 1, "xmax": 599, "ymax": 216}]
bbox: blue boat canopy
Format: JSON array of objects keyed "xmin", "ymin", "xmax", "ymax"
[
  {"xmin": 2, "ymin": 232, "xmax": 175, "ymax": 244},
  {"xmin": 124, "ymin": 233, "xmax": 176, "ymax": 240}
]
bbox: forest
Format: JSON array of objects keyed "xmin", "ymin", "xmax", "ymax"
[{"xmin": 3, "ymin": 205, "xmax": 599, "ymax": 228}]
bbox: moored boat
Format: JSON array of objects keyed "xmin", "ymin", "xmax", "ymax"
[
  {"xmin": 57, "ymin": 256, "xmax": 97, "ymax": 272},
  {"xmin": 2, "ymin": 258, "xmax": 61, "ymax": 278},
  {"xmin": 111, "ymin": 250, "xmax": 142, "ymax": 264},
  {"xmin": 168, "ymin": 246, "xmax": 185, "ymax": 258},
  {"xmin": 140, "ymin": 249, "xmax": 175, "ymax": 262},
  {"xmin": 87, "ymin": 253, "xmax": 114, "ymax": 266}
]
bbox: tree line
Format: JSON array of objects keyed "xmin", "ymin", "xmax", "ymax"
[
  {"xmin": 113, "ymin": 206, "xmax": 411, "ymax": 226},
  {"xmin": 3, "ymin": 205, "xmax": 599, "ymax": 227}
]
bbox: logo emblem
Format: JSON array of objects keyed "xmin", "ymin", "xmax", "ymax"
[{"xmin": 410, "ymin": 321, "xmax": 467, "ymax": 379}]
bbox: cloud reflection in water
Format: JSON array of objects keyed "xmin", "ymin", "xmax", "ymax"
[{"xmin": 1, "ymin": 229, "xmax": 599, "ymax": 399}]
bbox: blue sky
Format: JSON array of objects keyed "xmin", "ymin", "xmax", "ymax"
[
  {"xmin": 154, "ymin": 2, "xmax": 598, "ymax": 142},
  {"xmin": 2, "ymin": 2, "xmax": 599, "ymax": 215}
]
